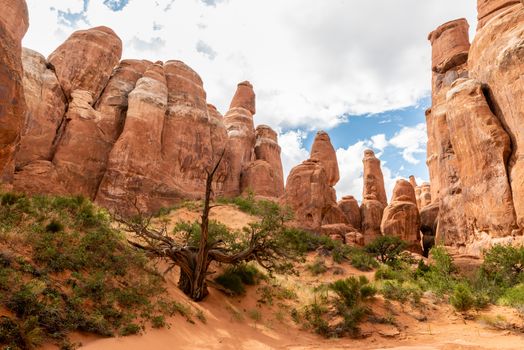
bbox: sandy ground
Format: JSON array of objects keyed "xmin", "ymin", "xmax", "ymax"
[{"xmin": 45, "ymin": 205, "xmax": 524, "ymax": 350}]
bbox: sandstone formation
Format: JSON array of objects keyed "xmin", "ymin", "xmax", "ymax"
[
  {"xmin": 418, "ymin": 183, "xmax": 432, "ymax": 209},
  {"xmin": 427, "ymin": 18, "xmax": 470, "ymax": 246},
  {"xmin": 469, "ymin": 1, "xmax": 524, "ymax": 229},
  {"xmin": 360, "ymin": 150, "xmax": 387, "ymax": 243},
  {"xmin": 477, "ymin": 0, "xmax": 521, "ymax": 29},
  {"xmin": 310, "ymin": 131, "xmax": 340, "ymax": 186},
  {"xmin": 0, "ymin": 0, "xmax": 29, "ymax": 182},
  {"xmin": 241, "ymin": 125, "xmax": 284, "ymax": 197},
  {"xmin": 16, "ymin": 49, "xmax": 67, "ymax": 167},
  {"xmin": 446, "ymin": 78, "xmax": 516, "ymax": 237},
  {"xmin": 48, "ymin": 26, "xmax": 122, "ymax": 100},
  {"xmin": 381, "ymin": 179, "xmax": 421, "ymax": 250},
  {"xmin": 425, "ymin": 0, "xmax": 524, "ymax": 253},
  {"xmin": 338, "ymin": 195, "xmax": 362, "ymax": 231},
  {"xmin": 362, "ymin": 150, "xmax": 387, "ymax": 206},
  {"xmin": 283, "ymin": 159, "xmax": 335, "ymax": 231},
  {"xmin": 0, "ymin": 20, "xmax": 284, "ymax": 214},
  {"xmin": 222, "ymin": 82, "xmax": 256, "ymax": 197}
]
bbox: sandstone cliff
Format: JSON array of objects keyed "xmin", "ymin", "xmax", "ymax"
[
  {"xmin": 0, "ymin": 16, "xmax": 284, "ymax": 214},
  {"xmin": 426, "ymin": 0, "xmax": 524, "ymax": 252}
]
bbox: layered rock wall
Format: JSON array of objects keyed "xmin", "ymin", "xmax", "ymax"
[
  {"xmin": 0, "ymin": 19, "xmax": 284, "ymax": 214},
  {"xmin": 0, "ymin": 0, "xmax": 29, "ymax": 182},
  {"xmin": 426, "ymin": 1, "xmax": 524, "ymax": 252}
]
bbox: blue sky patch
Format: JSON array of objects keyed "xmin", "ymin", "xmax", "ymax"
[{"xmin": 103, "ymin": 0, "xmax": 130, "ymax": 12}]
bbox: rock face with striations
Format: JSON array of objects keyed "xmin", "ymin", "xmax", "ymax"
[
  {"xmin": 241, "ymin": 125, "xmax": 284, "ymax": 197},
  {"xmin": 0, "ymin": 0, "xmax": 29, "ymax": 182},
  {"xmin": 0, "ymin": 17, "xmax": 286, "ymax": 214},
  {"xmin": 283, "ymin": 159, "xmax": 336, "ymax": 231},
  {"xmin": 48, "ymin": 26, "xmax": 122, "ymax": 100},
  {"xmin": 425, "ymin": 0, "xmax": 524, "ymax": 253},
  {"xmin": 469, "ymin": 1, "xmax": 524, "ymax": 230},
  {"xmin": 310, "ymin": 131, "xmax": 340, "ymax": 186},
  {"xmin": 427, "ymin": 18, "xmax": 470, "ymax": 246},
  {"xmin": 446, "ymin": 78, "xmax": 516, "ymax": 237},
  {"xmin": 381, "ymin": 179, "xmax": 421, "ymax": 251},
  {"xmin": 222, "ymin": 81, "xmax": 256, "ymax": 197},
  {"xmin": 338, "ymin": 195, "xmax": 362, "ymax": 231},
  {"xmin": 360, "ymin": 150, "xmax": 387, "ymax": 243}
]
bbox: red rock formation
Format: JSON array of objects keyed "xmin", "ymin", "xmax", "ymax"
[
  {"xmin": 418, "ymin": 183, "xmax": 432, "ymax": 209},
  {"xmin": 207, "ymin": 104, "xmax": 230, "ymax": 194},
  {"xmin": 360, "ymin": 149, "xmax": 387, "ymax": 243},
  {"xmin": 469, "ymin": 1, "xmax": 524, "ymax": 230},
  {"xmin": 223, "ymin": 82, "xmax": 256, "ymax": 196},
  {"xmin": 427, "ymin": 18, "xmax": 470, "ymax": 246},
  {"xmin": 477, "ymin": 0, "xmax": 521, "ymax": 30},
  {"xmin": 362, "ymin": 150, "xmax": 387, "ymax": 206},
  {"xmin": 0, "ymin": 0, "xmax": 29, "ymax": 182},
  {"xmin": 310, "ymin": 131, "xmax": 340, "ymax": 187},
  {"xmin": 381, "ymin": 179, "xmax": 421, "ymax": 250},
  {"xmin": 446, "ymin": 78, "xmax": 516, "ymax": 237},
  {"xmin": 428, "ymin": 19, "xmax": 471, "ymax": 74},
  {"xmin": 338, "ymin": 195, "xmax": 362, "ymax": 231},
  {"xmin": 241, "ymin": 125, "xmax": 284, "ymax": 197},
  {"xmin": 48, "ymin": 26, "xmax": 122, "ymax": 101},
  {"xmin": 16, "ymin": 48, "xmax": 67, "ymax": 167},
  {"xmin": 283, "ymin": 159, "xmax": 336, "ymax": 231},
  {"xmin": 96, "ymin": 64, "xmax": 168, "ymax": 213}
]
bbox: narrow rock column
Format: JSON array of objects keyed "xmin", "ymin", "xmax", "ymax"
[
  {"xmin": 223, "ymin": 81, "xmax": 256, "ymax": 196},
  {"xmin": 360, "ymin": 150, "xmax": 387, "ymax": 243}
]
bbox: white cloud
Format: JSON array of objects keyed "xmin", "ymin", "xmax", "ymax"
[
  {"xmin": 371, "ymin": 134, "xmax": 388, "ymax": 152},
  {"xmin": 389, "ymin": 123, "xmax": 428, "ymax": 164},
  {"xmin": 278, "ymin": 130, "xmax": 310, "ymax": 183},
  {"xmin": 23, "ymin": 0, "xmax": 477, "ymax": 131}
]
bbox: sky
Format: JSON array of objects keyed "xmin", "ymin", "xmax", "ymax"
[{"xmin": 22, "ymin": 0, "xmax": 478, "ymax": 202}]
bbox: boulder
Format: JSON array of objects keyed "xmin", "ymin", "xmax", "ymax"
[
  {"xmin": 338, "ymin": 195, "xmax": 362, "ymax": 231},
  {"xmin": 0, "ymin": 0, "xmax": 29, "ymax": 182},
  {"xmin": 381, "ymin": 179, "xmax": 421, "ymax": 250},
  {"xmin": 310, "ymin": 131, "xmax": 340, "ymax": 186},
  {"xmin": 446, "ymin": 78, "xmax": 517, "ymax": 237},
  {"xmin": 48, "ymin": 26, "xmax": 122, "ymax": 101}
]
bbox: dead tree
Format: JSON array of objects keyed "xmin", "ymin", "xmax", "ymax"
[{"xmin": 117, "ymin": 153, "xmax": 298, "ymax": 301}]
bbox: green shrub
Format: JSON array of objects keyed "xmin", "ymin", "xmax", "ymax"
[
  {"xmin": 365, "ymin": 236, "xmax": 408, "ymax": 265},
  {"xmin": 45, "ymin": 219, "xmax": 64, "ymax": 233},
  {"xmin": 347, "ymin": 248, "xmax": 379, "ymax": 271},
  {"xmin": 498, "ymin": 283, "xmax": 524, "ymax": 308},
  {"xmin": 450, "ymin": 283, "xmax": 475, "ymax": 311},
  {"xmin": 480, "ymin": 244, "xmax": 524, "ymax": 289},
  {"xmin": 307, "ymin": 259, "xmax": 328, "ymax": 276},
  {"xmin": 214, "ymin": 270, "xmax": 245, "ymax": 295},
  {"xmin": 120, "ymin": 323, "xmax": 141, "ymax": 336},
  {"xmin": 329, "ymin": 276, "xmax": 376, "ymax": 308},
  {"xmin": 380, "ymin": 280, "xmax": 422, "ymax": 304}
]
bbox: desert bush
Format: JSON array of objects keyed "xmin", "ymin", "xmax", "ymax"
[
  {"xmin": 480, "ymin": 244, "xmax": 524, "ymax": 289},
  {"xmin": 365, "ymin": 235, "xmax": 408, "ymax": 266},
  {"xmin": 307, "ymin": 259, "xmax": 328, "ymax": 276},
  {"xmin": 214, "ymin": 264, "xmax": 264, "ymax": 295},
  {"xmin": 450, "ymin": 283, "xmax": 475, "ymax": 311},
  {"xmin": 498, "ymin": 283, "xmax": 524, "ymax": 308},
  {"xmin": 380, "ymin": 280, "xmax": 422, "ymax": 304},
  {"xmin": 0, "ymin": 193, "xmax": 174, "ymax": 348}
]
